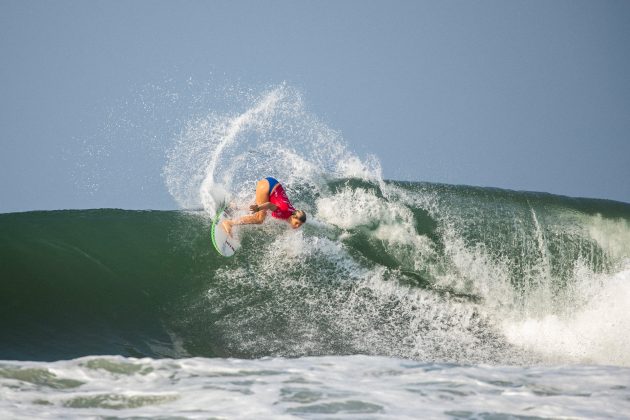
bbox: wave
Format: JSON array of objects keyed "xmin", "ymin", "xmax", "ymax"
[
  {"xmin": 1, "ymin": 182, "xmax": 628, "ymax": 365},
  {"xmin": 2, "ymin": 85, "xmax": 629, "ymax": 366}
]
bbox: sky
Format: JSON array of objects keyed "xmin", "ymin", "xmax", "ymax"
[{"xmin": 1, "ymin": 0, "xmax": 629, "ymax": 212}]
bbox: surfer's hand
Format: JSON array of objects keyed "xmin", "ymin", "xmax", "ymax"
[{"xmin": 250, "ymin": 204, "xmax": 259, "ymax": 213}]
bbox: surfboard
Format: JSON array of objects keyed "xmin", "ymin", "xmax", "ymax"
[{"xmin": 211, "ymin": 203, "xmax": 240, "ymax": 257}]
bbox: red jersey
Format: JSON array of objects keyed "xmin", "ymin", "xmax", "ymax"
[{"xmin": 269, "ymin": 184, "xmax": 295, "ymax": 220}]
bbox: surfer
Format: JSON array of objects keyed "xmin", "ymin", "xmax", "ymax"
[{"xmin": 222, "ymin": 177, "xmax": 306, "ymax": 236}]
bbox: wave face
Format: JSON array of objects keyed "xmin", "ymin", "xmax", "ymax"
[
  {"xmin": 2, "ymin": 85, "xmax": 629, "ymax": 366},
  {"xmin": 2, "ymin": 185, "xmax": 629, "ymax": 365}
]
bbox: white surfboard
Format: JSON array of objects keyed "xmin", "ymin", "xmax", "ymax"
[{"xmin": 211, "ymin": 203, "xmax": 240, "ymax": 257}]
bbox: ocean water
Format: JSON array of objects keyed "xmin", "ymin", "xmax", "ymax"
[
  {"xmin": 2, "ymin": 355, "xmax": 629, "ymax": 419},
  {"xmin": 2, "ymin": 86, "xmax": 629, "ymax": 418}
]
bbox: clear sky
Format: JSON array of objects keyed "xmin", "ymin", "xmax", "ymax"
[{"xmin": 1, "ymin": 0, "xmax": 629, "ymax": 212}]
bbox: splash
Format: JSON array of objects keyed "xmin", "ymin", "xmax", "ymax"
[{"xmin": 163, "ymin": 84, "xmax": 381, "ymax": 214}]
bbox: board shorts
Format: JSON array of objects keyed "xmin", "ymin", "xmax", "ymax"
[{"xmin": 266, "ymin": 177, "xmax": 295, "ymax": 220}]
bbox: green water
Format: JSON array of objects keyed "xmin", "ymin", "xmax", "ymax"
[{"xmin": 1, "ymin": 181, "xmax": 628, "ymax": 363}]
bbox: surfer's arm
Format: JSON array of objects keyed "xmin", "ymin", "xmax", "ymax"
[{"xmin": 250, "ymin": 202, "xmax": 277, "ymax": 213}]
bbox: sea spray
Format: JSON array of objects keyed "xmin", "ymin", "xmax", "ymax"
[{"xmin": 163, "ymin": 84, "xmax": 379, "ymax": 215}]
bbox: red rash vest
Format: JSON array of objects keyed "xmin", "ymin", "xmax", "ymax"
[{"xmin": 269, "ymin": 184, "xmax": 295, "ymax": 220}]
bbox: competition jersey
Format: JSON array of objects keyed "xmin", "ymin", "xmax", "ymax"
[{"xmin": 269, "ymin": 184, "xmax": 295, "ymax": 220}]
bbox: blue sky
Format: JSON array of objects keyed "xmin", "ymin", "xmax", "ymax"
[{"xmin": 1, "ymin": 0, "xmax": 629, "ymax": 212}]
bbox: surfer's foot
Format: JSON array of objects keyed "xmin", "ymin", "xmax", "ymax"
[{"xmin": 221, "ymin": 220, "xmax": 233, "ymax": 237}]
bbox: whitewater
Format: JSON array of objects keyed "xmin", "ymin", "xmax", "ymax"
[{"xmin": 1, "ymin": 85, "xmax": 629, "ymax": 418}]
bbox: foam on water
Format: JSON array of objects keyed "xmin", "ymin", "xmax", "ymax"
[
  {"xmin": 1, "ymin": 355, "xmax": 629, "ymax": 419},
  {"xmin": 495, "ymin": 212, "xmax": 630, "ymax": 366},
  {"xmin": 503, "ymin": 265, "xmax": 630, "ymax": 366}
]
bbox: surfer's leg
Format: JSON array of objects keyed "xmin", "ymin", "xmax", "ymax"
[
  {"xmin": 229, "ymin": 209, "xmax": 267, "ymax": 226},
  {"xmin": 236, "ymin": 179, "xmax": 269, "ymax": 224},
  {"xmin": 222, "ymin": 210, "xmax": 266, "ymax": 236},
  {"xmin": 222, "ymin": 179, "xmax": 270, "ymax": 235}
]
